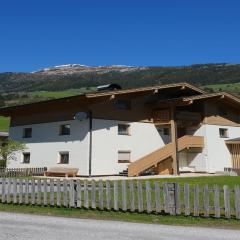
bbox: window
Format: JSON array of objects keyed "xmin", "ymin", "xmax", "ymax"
[
  {"xmin": 115, "ymin": 100, "xmax": 131, "ymax": 110},
  {"xmin": 118, "ymin": 124, "xmax": 130, "ymax": 135},
  {"xmin": 23, "ymin": 128, "xmax": 32, "ymax": 138},
  {"xmin": 118, "ymin": 151, "xmax": 131, "ymax": 163},
  {"xmin": 22, "ymin": 153, "xmax": 30, "ymax": 164},
  {"xmin": 163, "ymin": 128, "xmax": 170, "ymax": 135},
  {"xmin": 219, "ymin": 128, "xmax": 228, "ymax": 138},
  {"xmin": 59, "ymin": 152, "xmax": 69, "ymax": 164},
  {"xmin": 59, "ymin": 124, "xmax": 70, "ymax": 135}
]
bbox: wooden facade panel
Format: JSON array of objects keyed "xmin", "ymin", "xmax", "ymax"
[
  {"xmin": 228, "ymin": 144, "xmax": 240, "ymax": 169},
  {"xmin": 204, "ymin": 101, "xmax": 240, "ymax": 126}
]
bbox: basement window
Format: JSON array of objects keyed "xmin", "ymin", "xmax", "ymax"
[
  {"xmin": 23, "ymin": 128, "xmax": 32, "ymax": 138},
  {"xmin": 118, "ymin": 151, "xmax": 131, "ymax": 163},
  {"xmin": 118, "ymin": 124, "xmax": 130, "ymax": 135},
  {"xmin": 59, "ymin": 152, "xmax": 69, "ymax": 164},
  {"xmin": 219, "ymin": 128, "xmax": 228, "ymax": 138},
  {"xmin": 59, "ymin": 124, "xmax": 70, "ymax": 135},
  {"xmin": 22, "ymin": 153, "xmax": 30, "ymax": 164}
]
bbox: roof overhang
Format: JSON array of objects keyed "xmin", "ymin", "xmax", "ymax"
[{"xmin": 0, "ymin": 82, "xmax": 205, "ymax": 117}]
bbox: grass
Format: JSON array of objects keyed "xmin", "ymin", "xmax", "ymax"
[
  {"xmin": 0, "ymin": 203, "xmax": 239, "ymax": 229},
  {"xmin": 0, "ymin": 116, "xmax": 10, "ymax": 132},
  {"xmin": 146, "ymin": 176, "xmax": 240, "ymax": 188},
  {"xmin": 203, "ymin": 82, "xmax": 240, "ymax": 95},
  {"xmin": 28, "ymin": 87, "xmax": 95, "ymax": 98}
]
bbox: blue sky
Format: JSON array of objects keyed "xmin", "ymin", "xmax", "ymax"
[{"xmin": 0, "ymin": 0, "xmax": 240, "ymax": 72}]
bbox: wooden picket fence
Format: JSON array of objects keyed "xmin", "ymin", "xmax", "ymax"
[
  {"xmin": 0, "ymin": 167, "xmax": 46, "ymax": 177},
  {"xmin": 0, "ymin": 178, "xmax": 240, "ymax": 219}
]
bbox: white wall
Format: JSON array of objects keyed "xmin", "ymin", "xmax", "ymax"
[
  {"xmin": 91, "ymin": 119, "xmax": 165, "ymax": 175},
  {"xmin": 179, "ymin": 124, "xmax": 240, "ymax": 173},
  {"xmin": 8, "ymin": 119, "xmax": 166, "ymax": 176},
  {"xmin": 179, "ymin": 124, "xmax": 207, "ymax": 172},
  {"xmin": 8, "ymin": 119, "xmax": 90, "ymax": 175},
  {"xmin": 204, "ymin": 124, "xmax": 240, "ymax": 172}
]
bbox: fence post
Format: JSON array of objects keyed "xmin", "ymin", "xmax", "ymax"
[
  {"xmin": 175, "ymin": 183, "xmax": 180, "ymax": 215},
  {"xmin": 76, "ymin": 179, "xmax": 82, "ymax": 208},
  {"xmin": 121, "ymin": 180, "xmax": 127, "ymax": 211},
  {"xmin": 224, "ymin": 185, "xmax": 231, "ymax": 219},
  {"xmin": 83, "ymin": 180, "xmax": 89, "ymax": 209},
  {"xmin": 203, "ymin": 184, "xmax": 209, "ymax": 217},
  {"xmin": 19, "ymin": 179, "xmax": 23, "ymax": 204},
  {"xmin": 98, "ymin": 180, "xmax": 103, "ymax": 210},
  {"xmin": 163, "ymin": 182, "xmax": 169, "ymax": 213},
  {"xmin": 91, "ymin": 180, "xmax": 96, "ymax": 209},
  {"xmin": 13, "ymin": 178, "xmax": 17, "ymax": 204},
  {"xmin": 145, "ymin": 181, "xmax": 152, "ymax": 213},
  {"xmin": 194, "ymin": 184, "xmax": 199, "ymax": 217},
  {"xmin": 113, "ymin": 181, "xmax": 119, "ymax": 211},
  {"xmin": 25, "ymin": 179, "xmax": 29, "ymax": 205},
  {"xmin": 31, "ymin": 179, "xmax": 35, "ymax": 205},
  {"xmin": 154, "ymin": 181, "xmax": 161, "ymax": 213},
  {"xmin": 1, "ymin": 178, "xmax": 6, "ymax": 203},
  {"xmin": 213, "ymin": 185, "xmax": 220, "ymax": 218},
  {"xmin": 37, "ymin": 179, "xmax": 41, "ymax": 205},
  {"xmin": 129, "ymin": 180, "xmax": 135, "ymax": 212},
  {"xmin": 56, "ymin": 179, "xmax": 61, "ymax": 207},
  {"xmin": 106, "ymin": 180, "xmax": 111, "ymax": 210},
  {"xmin": 69, "ymin": 180, "xmax": 75, "ymax": 208},
  {"xmin": 137, "ymin": 180, "xmax": 143, "ymax": 213},
  {"xmin": 184, "ymin": 183, "xmax": 190, "ymax": 216},
  {"xmin": 63, "ymin": 179, "xmax": 68, "ymax": 207},
  {"xmin": 234, "ymin": 185, "xmax": 240, "ymax": 220},
  {"xmin": 7, "ymin": 178, "xmax": 11, "ymax": 204},
  {"xmin": 43, "ymin": 179, "xmax": 48, "ymax": 206}
]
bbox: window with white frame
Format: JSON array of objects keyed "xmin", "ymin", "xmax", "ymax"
[
  {"xmin": 59, "ymin": 152, "xmax": 69, "ymax": 164},
  {"xmin": 23, "ymin": 128, "xmax": 32, "ymax": 138},
  {"xmin": 118, "ymin": 151, "xmax": 131, "ymax": 163},
  {"xmin": 59, "ymin": 124, "xmax": 70, "ymax": 135},
  {"xmin": 118, "ymin": 124, "xmax": 130, "ymax": 135},
  {"xmin": 219, "ymin": 128, "xmax": 228, "ymax": 138},
  {"xmin": 22, "ymin": 153, "xmax": 30, "ymax": 164}
]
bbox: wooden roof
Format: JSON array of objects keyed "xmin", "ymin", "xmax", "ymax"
[{"xmin": 0, "ymin": 82, "xmax": 205, "ymax": 116}]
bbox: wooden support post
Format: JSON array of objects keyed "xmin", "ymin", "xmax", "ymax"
[{"xmin": 170, "ymin": 106, "xmax": 179, "ymax": 175}]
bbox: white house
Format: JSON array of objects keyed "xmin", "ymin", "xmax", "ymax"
[{"xmin": 1, "ymin": 82, "xmax": 240, "ymax": 176}]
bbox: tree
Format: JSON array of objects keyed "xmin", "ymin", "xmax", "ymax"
[{"xmin": 0, "ymin": 138, "xmax": 26, "ymax": 168}]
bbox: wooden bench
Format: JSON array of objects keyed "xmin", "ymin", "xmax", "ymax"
[{"xmin": 44, "ymin": 167, "xmax": 79, "ymax": 177}]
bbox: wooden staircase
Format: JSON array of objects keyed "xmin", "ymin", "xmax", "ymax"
[{"xmin": 128, "ymin": 135, "xmax": 204, "ymax": 177}]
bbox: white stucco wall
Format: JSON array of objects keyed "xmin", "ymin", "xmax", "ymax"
[
  {"xmin": 8, "ymin": 119, "xmax": 166, "ymax": 176},
  {"xmin": 179, "ymin": 124, "xmax": 207, "ymax": 172},
  {"xmin": 204, "ymin": 124, "xmax": 240, "ymax": 173},
  {"xmin": 179, "ymin": 124, "xmax": 240, "ymax": 173},
  {"xmin": 91, "ymin": 119, "xmax": 165, "ymax": 175},
  {"xmin": 8, "ymin": 119, "xmax": 90, "ymax": 175}
]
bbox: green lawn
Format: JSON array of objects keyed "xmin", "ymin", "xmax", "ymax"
[{"xmin": 0, "ymin": 116, "xmax": 10, "ymax": 132}]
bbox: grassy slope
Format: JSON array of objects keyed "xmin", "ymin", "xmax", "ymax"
[{"xmin": 203, "ymin": 82, "xmax": 240, "ymax": 95}]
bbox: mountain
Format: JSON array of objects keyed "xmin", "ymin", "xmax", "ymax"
[
  {"xmin": 1, "ymin": 63, "xmax": 240, "ymax": 108},
  {"xmin": 1, "ymin": 63, "xmax": 240, "ymax": 94}
]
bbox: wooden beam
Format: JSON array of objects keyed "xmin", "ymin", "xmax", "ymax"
[{"xmin": 170, "ymin": 106, "xmax": 179, "ymax": 175}]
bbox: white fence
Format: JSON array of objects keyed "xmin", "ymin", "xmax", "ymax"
[{"xmin": 0, "ymin": 178, "xmax": 240, "ymax": 219}]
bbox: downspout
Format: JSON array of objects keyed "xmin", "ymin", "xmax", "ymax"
[{"xmin": 88, "ymin": 110, "xmax": 93, "ymax": 177}]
